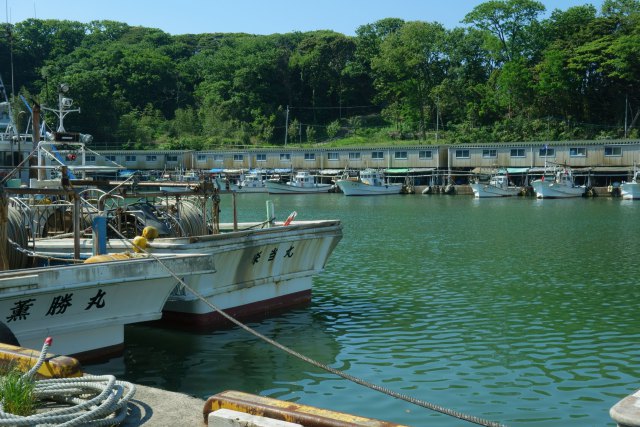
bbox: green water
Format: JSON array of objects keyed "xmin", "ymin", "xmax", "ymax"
[{"xmin": 87, "ymin": 194, "xmax": 640, "ymax": 426}]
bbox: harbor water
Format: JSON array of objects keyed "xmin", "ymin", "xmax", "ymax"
[{"xmin": 87, "ymin": 193, "xmax": 640, "ymax": 426}]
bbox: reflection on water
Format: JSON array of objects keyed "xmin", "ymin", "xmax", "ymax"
[{"xmin": 87, "ymin": 194, "xmax": 640, "ymax": 426}]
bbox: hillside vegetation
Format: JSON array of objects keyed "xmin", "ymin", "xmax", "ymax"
[{"xmin": 1, "ymin": 0, "xmax": 639, "ymax": 149}]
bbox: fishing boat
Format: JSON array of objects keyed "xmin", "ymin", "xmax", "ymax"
[
  {"xmin": 531, "ymin": 166, "xmax": 586, "ymax": 198},
  {"xmin": 620, "ymin": 165, "xmax": 640, "ymax": 200},
  {"xmin": 158, "ymin": 170, "xmax": 201, "ymax": 193},
  {"xmin": 335, "ymin": 169, "xmax": 403, "ymax": 196},
  {"xmin": 266, "ymin": 170, "xmax": 333, "ymax": 194},
  {"xmin": 215, "ymin": 171, "xmax": 268, "ymax": 193},
  {"xmin": 1, "ymin": 76, "xmax": 33, "ymax": 186},
  {"xmin": 470, "ymin": 170, "xmax": 521, "ymax": 198},
  {"xmin": 0, "ymin": 247, "xmax": 209, "ymax": 359},
  {"xmin": 235, "ymin": 171, "xmax": 268, "ymax": 193}
]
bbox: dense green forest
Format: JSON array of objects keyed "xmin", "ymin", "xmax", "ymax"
[{"xmin": 1, "ymin": 0, "xmax": 639, "ymax": 149}]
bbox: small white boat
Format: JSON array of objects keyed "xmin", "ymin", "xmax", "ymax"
[
  {"xmin": 531, "ymin": 166, "xmax": 585, "ymax": 198},
  {"xmin": 158, "ymin": 170, "xmax": 200, "ymax": 192},
  {"xmin": 0, "ymin": 251, "xmax": 207, "ymax": 359},
  {"xmin": 335, "ymin": 169, "xmax": 402, "ymax": 196},
  {"xmin": 214, "ymin": 172, "xmax": 267, "ymax": 193},
  {"xmin": 470, "ymin": 171, "xmax": 521, "ymax": 198},
  {"xmin": 620, "ymin": 165, "xmax": 640, "ymax": 200},
  {"xmin": 266, "ymin": 170, "xmax": 333, "ymax": 194}
]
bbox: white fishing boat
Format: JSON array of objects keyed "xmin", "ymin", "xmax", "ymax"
[
  {"xmin": 470, "ymin": 170, "xmax": 521, "ymax": 198},
  {"xmin": 236, "ymin": 171, "xmax": 267, "ymax": 193},
  {"xmin": 620, "ymin": 165, "xmax": 640, "ymax": 200},
  {"xmin": 1, "ymin": 75, "xmax": 34, "ymax": 187},
  {"xmin": 266, "ymin": 170, "xmax": 333, "ymax": 194},
  {"xmin": 158, "ymin": 170, "xmax": 201, "ymax": 192},
  {"xmin": 335, "ymin": 169, "xmax": 403, "ymax": 196},
  {"xmin": 215, "ymin": 171, "xmax": 268, "ymax": 193},
  {"xmin": 531, "ymin": 166, "xmax": 586, "ymax": 199},
  {"xmin": 0, "ymin": 221, "xmax": 209, "ymax": 359}
]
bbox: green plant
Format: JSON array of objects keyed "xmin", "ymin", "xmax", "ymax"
[{"xmin": 0, "ymin": 369, "xmax": 36, "ymax": 416}]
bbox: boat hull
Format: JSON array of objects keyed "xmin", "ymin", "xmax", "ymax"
[
  {"xmin": 266, "ymin": 181, "xmax": 332, "ymax": 194},
  {"xmin": 470, "ymin": 183, "xmax": 521, "ymax": 198},
  {"xmin": 31, "ymin": 221, "xmax": 343, "ymax": 329},
  {"xmin": 620, "ymin": 182, "xmax": 640, "ymax": 200},
  {"xmin": 0, "ymin": 254, "xmax": 205, "ymax": 359},
  {"xmin": 531, "ymin": 180, "xmax": 585, "ymax": 198},
  {"xmin": 336, "ymin": 180, "xmax": 402, "ymax": 196}
]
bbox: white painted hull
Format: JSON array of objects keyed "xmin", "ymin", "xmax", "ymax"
[
  {"xmin": 0, "ymin": 254, "xmax": 206, "ymax": 357},
  {"xmin": 620, "ymin": 182, "xmax": 640, "ymax": 200},
  {"xmin": 31, "ymin": 221, "xmax": 343, "ymax": 328},
  {"xmin": 470, "ymin": 183, "xmax": 520, "ymax": 198},
  {"xmin": 266, "ymin": 181, "xmax": 332, "ymax": 194},
  {"xmin": 531, "ymin": 180, "xmax": 585, "ymax": 198},
  {"xmin": 336, "ymin": 180, "xmax": 402, "ymax": 196}
]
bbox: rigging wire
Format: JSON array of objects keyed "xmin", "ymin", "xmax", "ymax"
[{"xmin": 109, "ymin": 222, "xmax": 508, "ymax": 427}]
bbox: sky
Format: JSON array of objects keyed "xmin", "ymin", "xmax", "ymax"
[{"xmin": 5, "ymin": 0, "xmax": 605, "ymax": 36}]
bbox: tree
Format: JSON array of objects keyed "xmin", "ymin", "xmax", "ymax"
[
  {"xmin": 462, "ymin": 0, "xmax": 546, "ymax": 64},
  {"xmin": 372, "ymin": 21, "xmax": 448, "ymax": 139}
]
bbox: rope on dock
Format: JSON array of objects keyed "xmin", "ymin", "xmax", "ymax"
[
  {"xmin": 0, "ymin": 338, "xmax": 135, "ymax": 426},
  {"xmin": 110, "ymin": 224, "xmax": 508, "ymax": 427}
]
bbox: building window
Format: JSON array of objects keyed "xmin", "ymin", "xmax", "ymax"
[
  {"xmin": 539, "ymin": 148, "xmax": 555, "ymax": 157},
  {"xmin": 256, "ymin": 154, "xmax": 266, "ymax": 162},
  {"xmin": 327, "ymin": 152, "xmax": 339, "ymax": 161},
  {"xmin": 419, "ymin": 150, "xmax": 432, "ymax": 159},
  {"xmin": 604, "ymin": 146, "xmax": 622, "ymax": 156},
  {"xmin": 213, "ymin": 154, "xmax": 224, "ymax": 162},
  {"xmin": 569, "ymin": 147, "xmax": 586, "ymax": 157},
  {"xmin": 304, "ymin": 153, "xmax": 316, "ymax": 161},
  {"xmin": 280, "ymin": 153, "xmax": 291, "ymax": 161},
  {"xmin": 348, "ymin": 152, "xmax": 361, "ymax": 160},
  {"xmin": 394, "ymin": 151, "xmax": 408, "ymax": 160},
  {"xmin": 233, "ymin": 154, "xmax": 244, "ymax": 161},
  {"xmin": 86, "ymin": 155, "xmax": 96, "ymax": 163},
  {"xmin": 510, "ymin": 148, "xmax": 525, "ymax": 158},
  {"xmin": 482, "ymin": 149, "xmax": 497, "ymax": 158},
  {"xmin": 372, "ymin": 151, "xmax": 384, "ymax": 160},
  {"xmin": 146, "ymin": 155, "xmax": 157, "ymax": 162},
  {"xmin": 125, "ymin": 155, "xmax": 136, "ymax": 163},
  {"xmin": 455, "ymin": 149, "xmax": 470, "ymax": 159},
  {"xmin": 105, "ymin": 155, "xmax": 116, "ymax": 162},
  {"xmin": 196, "ymin": 154, "xmax": 207, "ymax": 162},
  {"xmin": 167, "ymin": 155, "xmax": 178, "ymax": 162}
]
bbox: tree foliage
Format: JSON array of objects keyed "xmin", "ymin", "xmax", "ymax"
[{"xmin": 2, "ymin": 0, "xmax": 639, "ymax": 147}]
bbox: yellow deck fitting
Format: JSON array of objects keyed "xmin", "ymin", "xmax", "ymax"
[
  {"xmin": 203, "ymin": 390, "xmax": 409, "ymax": 427},
  {"xmin": 0, "ymin": 342, "xmax": 83, "ymax": 379}
]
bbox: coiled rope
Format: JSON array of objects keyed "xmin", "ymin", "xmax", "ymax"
[
  {"xmin": 0, "ymin": 338, "xmax": 135, "ymax": 426},
  {"xmin": 117, "ymin": 224, "xmax": 508, "ymax": 427}
]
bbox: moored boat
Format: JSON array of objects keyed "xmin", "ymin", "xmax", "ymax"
[
  {"xmin": 335, "ymin": 169, "xmax": 403, "ymax": 196},
  {"xmin": 0, "ymin": 226, "xmax": 209, "ymax": 359},
  {"xmin": 531, "ymin": 166, "xmax": 585, "ymax": 198},
  {"xmin": 470, "ymin": 170, "xmax": 521, "ymax": 198},
  {"xmin": 620, "ymin": 165, "xmax": 640, "ymax": 200},
  {"xmin": 266, "ymin": 170, "xmax": 333, "ymax": 194}
]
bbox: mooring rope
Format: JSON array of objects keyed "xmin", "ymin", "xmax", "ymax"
[
  {"xmin": 0, "ymin": 338, "xmax": 135, "ymax": 426},
  {"xmin": 114, "ymin": 223, "xmax": 508, "ymax": 427}
]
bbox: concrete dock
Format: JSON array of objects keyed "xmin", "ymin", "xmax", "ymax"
[{"xmin": 121, "ymin": 384, "xmax": 206, "ymax": 426}]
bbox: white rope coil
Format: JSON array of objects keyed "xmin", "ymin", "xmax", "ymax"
[
  {"xmin": 0, "ymin": 375, "xmax": 135, "ymax": 426},
  {"xmin": 0, "ymin": 338, "xmax": 135, "ymax": 426}
]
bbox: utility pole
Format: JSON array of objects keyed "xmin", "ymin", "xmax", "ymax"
[
  {"xmin": 284, "ymin": 105, "xmax": 289, "ymax": 146},
  {"xmin": 625, "ymin": 94, "xmax": 628, "ymax": 138}
]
